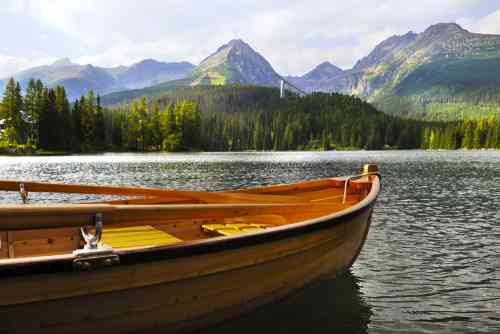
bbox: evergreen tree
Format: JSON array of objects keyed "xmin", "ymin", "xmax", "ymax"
[
  {"xmin": 111, "ymin": 109, "xmax": 125, "ymax": 150},
  {"xmin": 80, "ymin": 91, "xmax": 96, "ymax": 151},
  {"xmin": 461, "ymin": 121, "xmax": 474, "ymax": 149},
  {"xmin": 55, "ymin": 86, "xmax": 71, "ymax": 150},
  {"xmin": 137, "ymin": 96, "xmax": 149, "ymax": 150},
  {"xmin": 24, "ymin": 79, "xmax": 38, "ymax": 145},
  {"xmin": 126, "ymin": 101, "xmax": 141, "ymax": 151},
  {"xmin": 1, "ymin": 78, "xmax": 25, "ymax": 143},
  {"xmin": 150, "ymin": 100, "xmax": 162, "ymax": 149},
  {"xmin": 38, "ymin": 88, "xmax": 58, "ymax": 150},
  {"xmin": 72, "ymin": 100, "xmax": 82, "ymax": 151},
  {"xmin": 95, "ymin": 96, "xmax": 106, "ymax": 150}
]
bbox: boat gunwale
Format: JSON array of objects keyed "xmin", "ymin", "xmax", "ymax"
[{"xmin": 0, "ymin": 176, "xmax": 380, "ymax": 275}]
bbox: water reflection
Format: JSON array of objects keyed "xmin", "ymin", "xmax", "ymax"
[{"xmin": 202, "ymin": 271, "xmax": 372, "ymax": 334}]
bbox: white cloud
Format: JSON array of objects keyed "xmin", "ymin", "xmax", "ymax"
[
  {"xmin": 17, "ymin": 0, "xmax": 98, "ymax": 47},
  {"xmin": 75, "ymin": 39, "xmax": 193, "ymax": 67},
  {"xmin": 0, "ymin": 54, "xmax": 56, "ymax": 78},
  {"xmin": 467, "ymin": 9, "xmax": 500, "ymax": 34},
  {"xmin": 1, "ymin": 0, "xmax": 500, "ymax": 76}
]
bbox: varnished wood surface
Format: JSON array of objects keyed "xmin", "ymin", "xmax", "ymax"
[
  {"xmin": 0, "ymin": 201, "xmax": 356, "ymax": 231},
  {"xmin": 0, "ymin": 172, "xmax": 379, "ymax": 333},
  {"xmin": 0, "ymin": 175, "xmax": 373, "ymax": 262},
  {"xmin": 0, "ymin": 179, "xmax": 335, "ymax": 204},
  {"xmin": 0, "ymin": 206, "xmax": 373, "ymax": 333}
]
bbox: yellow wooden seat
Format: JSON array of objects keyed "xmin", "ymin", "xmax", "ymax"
[
  {"xmin": 201, "ymin": 214, "xmax": 290, "ymax": 236},
  {"xmin": 201, "ymin": 224, "xmax": 227, "ymax": 232},
  {"xmin": 202, "ymin": 223, "xmax": 271, "ymax": 236},
  {"xmin": 101, "ymin": 225, "xmax": 182, "ymax": 249}
]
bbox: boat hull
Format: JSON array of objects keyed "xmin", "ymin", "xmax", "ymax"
[
  {"xmin": 0, "ymin": 174, "xmax": 379, "ymax": 333},
  {"xmin": 0, "ymin": 204, "xmax": 373, "ymax": 333}
]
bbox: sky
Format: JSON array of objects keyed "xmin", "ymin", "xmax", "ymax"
[{"xmin": 1, "ymin": 0, "xmax": 500, "ymax": 78}]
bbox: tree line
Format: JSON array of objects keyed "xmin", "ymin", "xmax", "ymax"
[
  {"xmin": 0, "ymin": 78, "xmax": 201, "ymax": 152},
  {"xmin": 1, "ymin": 80, "xmax": 500, "ymax": 153},
  {"xmin": 422, "ymin": 117, "xmax": 500, "ymax": 149}
]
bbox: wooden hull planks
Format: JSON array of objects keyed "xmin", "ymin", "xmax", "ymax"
[
  {"xmin": 0, "ymin": 207, "xmax": 373, "ymax": 333},
  {"xmin": 0, "ymin": 164, "xmax": 380, "ymax": 333}
]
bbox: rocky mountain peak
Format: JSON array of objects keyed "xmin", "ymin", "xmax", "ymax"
[
  {"xmin": 423, "ymin": 22, "xmax": 467, "ymax": 36},
  {"xmin": 225, "ymin": 39, "xmax": 258, "ymax": 58},
  {"xmin": 208, "ymin": 38, "xmax": 249, "ymax": 57},
  {"xmin": 135, "ymin": 58, "xmax": 161, "ymax": 66},
  {"xmin": 315, "ymin": 61, "xmax": 337, "ymax": 70},
  {"xmin": 193, "ymin": 39, "xmax": 280, "ymax": 86},
  {"xmin": 413, "ymin": 22, "xmax": 472, "ymax": 56},
  {"xmin": 51, "ymin": 58, "xmax": 75, "ymax": 67},
  {"xmin": 226, "ymin": 38, "xmax": 247, "ymax": 48},
  {"xmin": 302, "ymin": 61, "xmax": 344, "ymax": 81},
  {"xmin": 353, "ymin": 31, "xmax": 417, "ymax": 71}
]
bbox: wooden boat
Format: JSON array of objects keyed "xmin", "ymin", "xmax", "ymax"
[{"xmin": 0, "ymin": 164, "xmax": 380, "ymax": 333}]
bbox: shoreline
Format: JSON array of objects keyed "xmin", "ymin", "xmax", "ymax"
[{"xmin": 1, "ymin": 148, "xmax": 499, "ymax": 157}]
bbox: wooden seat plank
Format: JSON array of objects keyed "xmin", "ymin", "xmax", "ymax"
[{"xmin": 101, "ymin": 225, "xmax": 182, "ymax": 249}]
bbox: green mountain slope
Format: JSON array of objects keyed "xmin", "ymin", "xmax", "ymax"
[
  {"xmin": 375, "ymin": 56, "xmax": 500, "ymax": 119},
  {"xmin": 363, "ymin": 24, "xmax": 500, "ymax": 120},
  {"xmin": 189, "ymin": 39, "xmax": 281, "ymax": 87},
  {"xmin": 102, "ymin": 39, "xmax": 283, "ymax": 106},
  {"xmin": 299, "ymin": 23, "xmax": 500, "ymax": 120},
  {"xmin": 101, "ymin": 78, "xmax": 192, "ymax": 106}
]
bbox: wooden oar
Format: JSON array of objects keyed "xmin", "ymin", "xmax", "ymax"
[
  {"xmin": 229, "ymin": 178, "xmax": 345, "ymax": 194},
  {"xmin": 0, "ymin": 180, "xmax": 307, "ymax": 204},
  {"xmin": 83, "ymin": 196, "xmax": 201, "ymax": 205},
  {"xmin": 83, "ymin": 192, "xmax": 313, "ymax": 205}
]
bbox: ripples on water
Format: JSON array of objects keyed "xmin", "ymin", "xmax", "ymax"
[{"xmin": 0, "ymin": 150, "xmax": 499, "ymax": 333}]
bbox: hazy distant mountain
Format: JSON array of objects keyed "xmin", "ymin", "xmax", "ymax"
[
  {"xmin": 188, "ymin": 39, "xmax": 281, "ymax": 87},
  {"xmin": 303, "ymin": 61, "xmax": 344, "ymax": 80},
  {"xmin": 0, "ymin": 58, "xmax": 195, "ymax": 100},
  {"xmin": 286, "ymin": 61, "xmax": 344, "ymax": 92},
  {"xmin": 114, "ymin": 59, "xmax": 195, "ymax": 89},
  {"xmin": 0, "ymin": 58, "xmax": 120, "ymax": 100}
]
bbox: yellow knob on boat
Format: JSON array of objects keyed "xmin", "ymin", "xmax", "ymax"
[{"xmin": 363, "ymin": 164, "xmax": 378, "ymax": 174}]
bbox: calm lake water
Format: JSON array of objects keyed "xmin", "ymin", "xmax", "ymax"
[{"xmin": 0, "ymin": 150, "xmax": 499, "ymax": 334}]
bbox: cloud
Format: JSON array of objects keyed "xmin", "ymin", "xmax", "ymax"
[
  {"xmin": 0, "ymin": 54, "xmax": 56, "ymax": 78},
  {"xmin": 468, "ymin": 9, "xmax": 500, "ymax": 34},
  {"xmin": 1, "ymin": 0, "xmax": 500, "ymax": 77}
]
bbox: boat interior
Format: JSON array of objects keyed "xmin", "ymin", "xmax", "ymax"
[{"xmin": 0, "ymin": 176, "xmax": 374, "ymax": 260}]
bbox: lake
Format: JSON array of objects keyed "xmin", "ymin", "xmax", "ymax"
[{"xmin": 0, "ymin": 150, "xmax": 499, "ymax": 334}]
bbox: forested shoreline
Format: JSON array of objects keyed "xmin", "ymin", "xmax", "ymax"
[{"xmin": 1, "ymin": 79, "xmax": 500, "ymax": 154}]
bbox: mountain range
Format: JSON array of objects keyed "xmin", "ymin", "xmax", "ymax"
[
  {"xmin": 100, "ymin": 39, "xmax": 285, "ymax": 105},
  {"xmin": 289, "ymin": 23, "xmax": 500, "ymax": 119},
  {"xmin": 0, "ymin": 58, "xmax": 195, "ymax": 100},
  {"xmin": 3, "ymin": 22, "xmax": 500, "ymax": 120}
]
